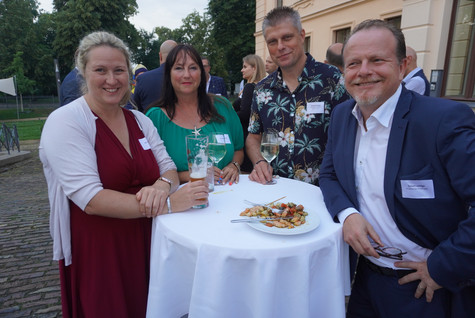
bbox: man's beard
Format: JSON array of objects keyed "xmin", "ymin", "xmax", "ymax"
[{"xmin": 353, "ymin": 94, "xmax": 379, "ymax": 108}]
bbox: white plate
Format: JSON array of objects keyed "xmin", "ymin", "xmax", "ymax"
[{"xmin": 247, "ymin": 211, "xmax": 320, "ymax": 235}]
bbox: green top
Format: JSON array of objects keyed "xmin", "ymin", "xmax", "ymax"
[{"xmin": 146, "ymin": 96, "xmax": 244, "ymax": 172}]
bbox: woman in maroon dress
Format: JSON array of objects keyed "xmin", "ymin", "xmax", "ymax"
[{"xmin": 40, "ymin": 31, "xmax": 209, "ymax": 318}]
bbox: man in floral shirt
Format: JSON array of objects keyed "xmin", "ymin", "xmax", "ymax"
[{"xmin": 246, "ymin": 6, "xmax": 350, "ymax": 185}]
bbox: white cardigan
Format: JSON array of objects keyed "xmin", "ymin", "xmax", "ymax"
[{"xmin": 39, "ymin": 97, "xmax": 176, "ymax": 265}]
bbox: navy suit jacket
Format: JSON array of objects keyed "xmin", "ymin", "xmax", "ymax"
[
  {"xmin": 60, "ymin": 68, "xmax": 83, "ymax": 106},
  {"xmin": 208, "ymin": 75, "xmax": 228, "ymax": 98},
  {"xmin": 320, "ymin": 87, "xmax": 475, "ymax": 314},
  {"xmin": 132, "ymin": 64, "xmax": 165, "ymax": 112}
]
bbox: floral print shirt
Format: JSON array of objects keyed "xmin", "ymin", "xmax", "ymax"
[{"xmin": 248, "ymin": 54, "xmax": 350, "ymax": 185}]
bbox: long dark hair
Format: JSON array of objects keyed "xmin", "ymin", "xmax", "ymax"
[{"xmin": 146, "ymin": 44, "xmax": 224, "ymax": 123}]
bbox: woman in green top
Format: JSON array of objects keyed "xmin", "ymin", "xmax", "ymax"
[{"xmin": 145, "ymin": 44, "xmax": 244, "ymax": 184}]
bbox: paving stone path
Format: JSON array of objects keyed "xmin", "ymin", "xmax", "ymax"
[{"xmin": 0, "ymin": 141, "xmax": 62, "ymax": 317}]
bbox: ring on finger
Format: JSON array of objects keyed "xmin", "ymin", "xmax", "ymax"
[{"xmin": 417, "ymin": 284, "xmax": 425, "ymax": 290}]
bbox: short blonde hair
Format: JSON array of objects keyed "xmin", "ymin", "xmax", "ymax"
[
  {"xmin": 75, "ymin": 31, "xmax": 132, "ymax": 106},
  {"xmin": 243, "ymin": 54, "xmax": 266, "ymax": 84}
]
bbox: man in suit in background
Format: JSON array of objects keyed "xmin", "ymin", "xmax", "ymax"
[
  {"xmin": 319, "ymin": 19, "xmax": 475, "ymax": 317},
  {"xmin": 201, "ymin": 57, "xmax": 228, "ymax": 98},
  {"xmin": 132, "ymin": 39, "xmax": 177, "ymax": 112},
  {"xmin": 60, "ymin": 67, "xmax": 82, "ymax": 106},
  {"xmin": 403, "ymin": 46, "xmax": 431, "ymax": 96}
]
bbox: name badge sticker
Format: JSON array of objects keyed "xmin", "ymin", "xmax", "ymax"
[
  {"xmin": 401, "ymin": 180, "xmax": 435, "ymax": 199},
  {"xmin": 139, "ymin": 137, "xmax": 151, "ymax": 150},
  {"xmin": 223, "ymin": 134, "xmax": 231, "ymax": 144},
  {"xmin": 306, "ymin": 102, "xmax": 325, "ymax": 114}
]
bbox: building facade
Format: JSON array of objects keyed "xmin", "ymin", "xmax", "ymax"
[{"xmin": 255, "ymin": 0, "xmax": 475, "ymax": 105}]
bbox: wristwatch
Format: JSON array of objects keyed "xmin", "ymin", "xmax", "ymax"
[{"xmin": 158, "ymin": 176, "xmax": 172, "ymax": 188}]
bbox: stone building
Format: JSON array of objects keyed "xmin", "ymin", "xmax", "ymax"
[{"xmin": 255, "ymin": 0, "xmax": 475, "ymax": 106}]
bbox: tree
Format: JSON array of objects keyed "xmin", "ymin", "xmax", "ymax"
[
  {"xmin": 53, "ymin": 0, "xmax": 140, "ymax": 78},
  {"xmin": 132, "ymin": 29, "xmax": 161, "ymax": 70},
  {"xmin": 151, "ymin": 11, "xmax": 226, "ymax": 78},
  {"xmin": 208, "ymin": 0, "xmax": 256, "ymax": 89},
  {"xmin": 5, "ymin": 52, "xmax": 37, "ymax": 95},
  {"xmin": 179, "ymin": 11, "xmax": 226, "ymax": 78},
  {"xmin": 0, "ymin": 0, "xmax": 58, "ymax": 95}
]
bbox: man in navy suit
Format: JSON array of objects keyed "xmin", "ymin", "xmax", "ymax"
[
  {"xmin": 319, "ymin": 19, "xmax": 475, "ymax": 317},
  {"xmin": 201, "ymin": 57, "xmax": 228, "ymax": 98},
  {"xmin": 403, "ymin": 46, "xmax": 431, "ymax": 96},
  {"xmin": 132, "ymin": 40, "xmax": 177, "ymax": 112},
  {"xmin": 60, "ymin": 67, "xmax": 83, "ymax": 106}
]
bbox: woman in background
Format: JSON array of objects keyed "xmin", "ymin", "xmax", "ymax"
[
  {"xmin": 40, "ymin": 31, "xmax": 208, "ymax": 318},
  {"xmin": 232, "ymin": 54, "xmax": 266, "ymax": 173},
  {"xmin": 146, "ymin": 44, "xmax": 244, "ymax": 185}
]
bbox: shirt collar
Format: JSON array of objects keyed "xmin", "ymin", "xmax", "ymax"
[
  {"xmin": 352, "ymin": 84, "xmax": 402, "ymax": 128},
  {"xmin": 269, "ymin": 53, "xmax": 314, "ymax": 89},
  {"xmin": 402, "ymin": 67, "xmax": 421, "ymax": 83}
]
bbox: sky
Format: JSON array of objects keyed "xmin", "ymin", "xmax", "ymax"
[{"xmin": 37, "ymin": 0, "xmax": 209, "ymax": 32}]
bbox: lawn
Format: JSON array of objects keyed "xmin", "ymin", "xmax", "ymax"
[
  {"xmin": 0, "ymin": 108, "xmax": 54, "ymax": 141},
  {"xmin": 0, "ymin": 107, "xmax": 54, "ymax": 121}
]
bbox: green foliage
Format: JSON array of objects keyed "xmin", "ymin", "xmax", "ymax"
[
  {"xmin": 0, "ymin": 0, "xmax": 258, "ymax": 98},
  {"xmin": 53, "ymin": 0, "xmax": 140, "ymax": 77},
  {"xmin": 4, "ymin": 52, "xmax": 37, "ymax": 95},
  {"xmin": 0, "ymin": 0, "xmax": 56, "ymax": 94},
  {"xmin": 208, "ymin": 0, "xmax": 256, "ymax": 86},
  {"xmin": 152, "ymin": 11, "xmax": 227, "ymax": 81},
  {"xmin": 132, "ymin": 29, "xmax": 160, "ymax": 70}
]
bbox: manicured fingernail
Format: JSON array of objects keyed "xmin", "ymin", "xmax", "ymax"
[{"xmin": 229, "ymin": 182, "xmax": 233, "ymax": 185}]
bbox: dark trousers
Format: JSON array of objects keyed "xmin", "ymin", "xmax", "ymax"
[{"xmin": 347, "ymin": 257, "xmax": 451, "ymax": 318}]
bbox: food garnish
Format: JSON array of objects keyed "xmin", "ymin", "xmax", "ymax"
[{"xmin": 239, "ymin": 202, "xmax": 308, "ymax": 228}]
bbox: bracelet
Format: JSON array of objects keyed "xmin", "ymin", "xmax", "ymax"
[
  {"xmin": 254, "ymin": 159, "xmax": 267, "ymax": 167},
  {"xmin": 231, "ymin": 161, "xmax": 241, "ymax": 174},
  {"xmin": 167, "ymin": 196, "xmax": 172, "ymax": 214},
  {"xmin": 158, "ymin": 176, "xmax": 172, "ymax": 189}
]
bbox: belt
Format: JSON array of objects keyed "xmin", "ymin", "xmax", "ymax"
[{"xmin": 361, "ymin": 257, "xmax": 415, "ymax": 279}]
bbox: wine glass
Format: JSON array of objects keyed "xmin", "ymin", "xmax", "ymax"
[
  {"xmin": 208, "ymin": 132, "xmax": 227, "ymax": 185},
  {"xmin": 260, "ymin": 130, "xmax": 280, "ymax": 184}
]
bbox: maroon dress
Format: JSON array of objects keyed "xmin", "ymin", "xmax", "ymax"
[{"xmin": 59, "ymin": 109, "xmax": 160, "ymax": 318}]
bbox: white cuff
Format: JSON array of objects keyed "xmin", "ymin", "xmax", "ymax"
[{"xmin": 337, "ymin": 207, "xmax": 360, "ymax": 224}]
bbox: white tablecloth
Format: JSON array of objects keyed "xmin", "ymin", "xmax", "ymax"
[{"xmin": 146, "ymin": 175, "xmax": 350, "ymax": 318}]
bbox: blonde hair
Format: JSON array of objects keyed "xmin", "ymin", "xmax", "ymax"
[
  {"xmin": 75, "ymin": 31, "xmax": 132, "ymax": 106},
  {"xmin": 243, "ymin": 54, "xmax": 266, "ymax": 84}
]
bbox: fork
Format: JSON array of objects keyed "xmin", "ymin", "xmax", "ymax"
[{"xmin": 243, "ymin": 200, "xmax": 283, "ymax": 213}]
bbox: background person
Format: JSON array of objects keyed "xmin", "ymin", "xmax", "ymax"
[
  {"xmin": 125, "ymin": 63, "xmax": 148, "ymax": 110},
  {"xmin": 146, "ymin": 44, "xmax": 243, "ymax": 185},
  {"xmin": 40, "ymin": 31, "xmax": 208, "ymax": 318},
  {"xmin": 403, "ymin": 45, "xmax": 431, "ymax": 96},
  {"xmin": 59, "ymin": 66, "xmax": 83, "ymax": 106},
  {"xmin": 201, "ymin": 56, "xmax": 228, "ymax": 98},
  {"xmin": 131, "ymin": 63, "xmax": 148, "ymax": 94},
  {"xmin": 324, "ymin": 42, "xmax": 344, "ymax": 72},
  {"xmin": 319, "ymin": 19, "xmax": 475, "ymax": 317},
  {"xmin": 233, "ymin": 54, "xmax": 266, "ymax": 173},
  {"xmin": 132, "ymin": 40, "xmax": 177, "ymax": 112},
  {"xmin": 265, "ymin": 55, "xmax": 278, "ymax": 74},
  {"xmin": 246, "ymin": 6, "xmax": 350, "ymax": 186}
]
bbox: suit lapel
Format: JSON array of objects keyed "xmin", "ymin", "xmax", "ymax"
[
  {"xmin": 343, "ymin": 106, "xmax": 359, "ymax": 206},
  {"xmin": 384, "ymin": 88, "xmax": 411, "ymax": 216}
]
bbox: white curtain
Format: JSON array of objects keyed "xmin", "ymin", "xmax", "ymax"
[{"xmin": 0, "ymin": 77, "xmax": 16, "ymax": 96}]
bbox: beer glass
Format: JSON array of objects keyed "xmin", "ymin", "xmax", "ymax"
[{"xmin": 186, "ymin": 134, "xmax": 209, "ymax": 208}]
